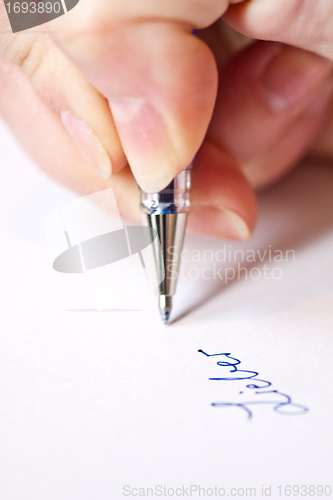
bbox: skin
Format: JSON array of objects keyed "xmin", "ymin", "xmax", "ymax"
[{"xmin": 0, "ymin": 0, "xmax": 333, "ymax": 240}]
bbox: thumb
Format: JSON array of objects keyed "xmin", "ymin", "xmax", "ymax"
[{"xmin": 52, "ymin": 20, "xmax": 218, "ymax": 192}]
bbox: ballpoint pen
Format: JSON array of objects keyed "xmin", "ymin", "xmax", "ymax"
[{"xmin": 140, "ymin": 166, "xmax": 192, "ymax": 324}]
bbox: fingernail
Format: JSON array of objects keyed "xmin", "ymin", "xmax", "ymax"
[
  {"xmin": 60, "ymin": 111, "xmax": 112, "ymax": 180},
  {"xmin": 109, "ymin": 98, "xmax": 177, "ymax": 192},
  {"xmin": 260, "ymin": 46, "xmax": 332, "ymax": 111},
  {"xmin": 190, "ymin": 206, "xmax": 251, "ymax": 240}
]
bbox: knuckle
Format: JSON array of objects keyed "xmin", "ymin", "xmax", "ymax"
[
  {"xmin": 19, "ymin": 37, "xmax": 49, "ymax": 80},
  {"xmin": 0, "ymin": 28, "xmax": 48, "ymax": 80}
]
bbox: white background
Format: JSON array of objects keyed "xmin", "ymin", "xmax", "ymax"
[{"xmin": 0, "ymin": 118, "xmax": 332, "ymax": 499}]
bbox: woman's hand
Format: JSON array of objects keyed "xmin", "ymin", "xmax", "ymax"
[{"xmin": 1, "ymin": 0, "xmax": 332, "ymax": 240}]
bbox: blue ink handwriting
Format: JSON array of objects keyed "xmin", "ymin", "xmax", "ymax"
[{"xmin": 199, "ymin": 350, "xmax": 309, "ymax": 420}]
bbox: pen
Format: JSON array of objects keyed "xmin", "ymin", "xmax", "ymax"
[{"xmin": 140, "ymin": 166, "xmax": 191, "ymax": 324}]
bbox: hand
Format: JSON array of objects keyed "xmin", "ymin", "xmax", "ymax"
[
  {"xmin": 221, "ymin": 0, "xmax": 333, "ymax": 186},
  {"xmin": 1, "ymin": 0, "xmax": 332, "ymax": 241}
]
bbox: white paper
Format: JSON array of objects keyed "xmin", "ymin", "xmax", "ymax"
[{"xmin": 0, "ymin": 118, "xmax": 332, "ymax": 500}]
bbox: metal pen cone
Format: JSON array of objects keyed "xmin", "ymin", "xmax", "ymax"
[
  {"xmin": 140, "ymin": 167, "xmax": 191, "ymax": 323},
  {"xmin": 159, "ymin": 295, "xmax": 172, "ymax": 325}
]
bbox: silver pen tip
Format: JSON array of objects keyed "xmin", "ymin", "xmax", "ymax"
[{"xmin": 159, "ymin": 295, "xmax": 172, "ymax": 325}]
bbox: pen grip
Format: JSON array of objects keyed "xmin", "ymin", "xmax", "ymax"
[{"xmin": 140, "ymin": 166, "xmax": 192, "ymax": 215}]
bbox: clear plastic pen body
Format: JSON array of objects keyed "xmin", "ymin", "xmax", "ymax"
[
  {"xmin": 140, "ymin": 166, "xmax": 192, "ymax": 324},
  {"xmin": 140, "ymin": 166, "xmax": 191, "ymax": 215}
]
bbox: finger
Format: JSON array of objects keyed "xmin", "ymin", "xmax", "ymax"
[
  {"xmin": 310, "ymin": 99, "xmax": 333, "ymax": 161},
  {"xmin": 0, "ymin": 54, "xmax": 256, "ymax": 241},
  {"xmin": 196, "ymin": 19, "xmax": 252, "ymax": 70},
  {"xmin": 224, "ymin": 0, "xmax": 333, "ymax": 60},
  {"xmin": 52, "ymin": 13, "xmax": 219, "ymax": 192},
  {"xmin": 0, "ymin": 52, "xmax": 141, "ymax": 217},
  {"xmin": 242, "ymin": 79, "xmax": 333, "ymax": 188},
  {"xmin": 188, "ymin": 141, "xmax": 257, "ymax": 239},
  {"xmin": 206, "ymin": 41, "xmax": 333, "ymax": 185},
  {"xmin": 0, "ymin": 5, "xmax": 126, "ymax": 180},
  {"xmin": 53, "ymin": 0, "xmax": 235, "ymax": 39}
]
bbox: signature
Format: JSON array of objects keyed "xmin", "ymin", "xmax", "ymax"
[{"xmin": 199, "ymin": 350, "xmax": 309, "ymax": 420}]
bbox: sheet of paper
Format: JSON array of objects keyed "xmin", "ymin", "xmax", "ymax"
[{"xmin": 0, "ymin": 118, "xmax": 332, "ymax": 499}]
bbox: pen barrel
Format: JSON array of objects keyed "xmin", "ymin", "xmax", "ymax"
[
  {"xmin": 142, "ymin": 212, "xmax": 187, "ymax": 297},
  {"xmin": 140, "ymin": 167, "xmax": 191, "ymax": 215},
  {"xmin": 140, "ymin": 165, "xmax": 191, "ymax": 300}
]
